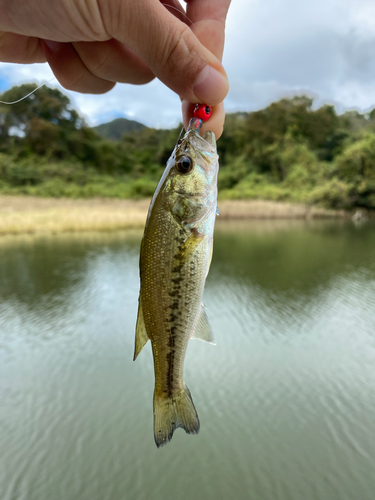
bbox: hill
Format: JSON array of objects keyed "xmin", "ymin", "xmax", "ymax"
[{"xmin": 93, "ymin": 117, "xmax": 147, "ymax": 140}]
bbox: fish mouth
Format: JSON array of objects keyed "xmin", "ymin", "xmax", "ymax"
[
  {"xmin": 186, "ymin": 118, "xmax": 216, "ymax": 149},
  {"xmin": 202, "ymin": 131, "xmax": 216, "ymax": 148}
]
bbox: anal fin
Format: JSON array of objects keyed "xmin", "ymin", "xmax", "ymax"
[
  {"xmin": 133, "ymin": 298, "xmax": 150, "ymax": 360},
  {"xmin": 191, "ymin": 304, "xmax": 216, "ymax": 345}
]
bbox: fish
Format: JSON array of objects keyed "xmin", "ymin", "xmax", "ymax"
[{"xmin": 134, "ymin": 117, "xmax": 219, "ymax": 447}]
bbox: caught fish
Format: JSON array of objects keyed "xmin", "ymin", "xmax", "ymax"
[{"xmin": 134, "ymin": 117, "xmax": 219, "ymax": 447}]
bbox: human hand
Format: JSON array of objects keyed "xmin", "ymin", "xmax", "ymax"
[{"xmin": 0, "ymin": 0, "xmax": 230, "ymax": 138}]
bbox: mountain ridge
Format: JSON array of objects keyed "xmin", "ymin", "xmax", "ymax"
[{"xmin": 93, "ymin": 117, "xmax": 147, "ymax": 140}]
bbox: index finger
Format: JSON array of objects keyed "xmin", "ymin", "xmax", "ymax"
[
  {"xmin": 182, "ymin": 0, "xmax": 231, "ymax": 138},
  {"xmin": 185, "ymin": 0, "xmax": 231, "ymax": 60}
]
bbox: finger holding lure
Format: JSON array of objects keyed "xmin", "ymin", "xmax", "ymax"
[{"xmin": 182, "ymin": 100, "xmax": 225, "ymax": 138}]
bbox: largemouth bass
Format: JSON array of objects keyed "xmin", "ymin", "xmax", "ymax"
[{"xmin": 134, "ymin": 117, "xmax": 219, "ymax": 447}]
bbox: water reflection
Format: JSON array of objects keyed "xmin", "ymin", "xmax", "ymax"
[
  {"xmin": 0, "ymin": 221, "xmax": 375, "ymax": 500},
  {"xmin": 212, "ymin": 219, "xmax": 375, "ymax": 293},
  {"xmin": 0, "ymin": 231, "xmax": 142, "ymax": 304}
]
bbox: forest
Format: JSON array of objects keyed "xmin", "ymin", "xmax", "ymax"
[{"xmin": 1, "ymin": 83, "xmax": 375, "ymax": 209}]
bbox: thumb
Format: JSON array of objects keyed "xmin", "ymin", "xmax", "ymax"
[{"xmin": 102, "ymin": 0, "xmax": 229, "ymax": 106}]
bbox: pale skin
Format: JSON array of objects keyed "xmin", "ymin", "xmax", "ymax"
[{"xmin": 0, "ymin": 0, "xmax": 231, "ymax": 138}]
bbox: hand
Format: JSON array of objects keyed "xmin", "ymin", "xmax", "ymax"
[{"xmin": 0, "ymin": 0, "xmax": 230, "ymax": 138}]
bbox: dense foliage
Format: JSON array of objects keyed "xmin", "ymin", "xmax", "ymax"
[{"xmin": 1, "ymin": 84, "xmax": 375, "ymax": 209}]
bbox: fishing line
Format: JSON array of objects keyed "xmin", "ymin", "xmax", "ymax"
[{"xmin": 0, "ymin": 78, "xmax": 57, "ymax": 105}]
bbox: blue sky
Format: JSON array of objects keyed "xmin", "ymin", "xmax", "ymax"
[{"xmin": 2, "ymin": 0, "xmax": 375, "ymax": 127}]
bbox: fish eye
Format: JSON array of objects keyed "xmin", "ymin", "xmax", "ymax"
[{"xmin": 176, "ymin": 155, "xmax": 193, "ymax": 174}]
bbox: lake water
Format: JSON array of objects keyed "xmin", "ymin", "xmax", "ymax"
[{"xmin": 0, "ymin": 219, "xmax": 375, "ymax": 500}]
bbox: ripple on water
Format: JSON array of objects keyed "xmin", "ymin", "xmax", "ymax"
[{"xmin": 1, "ymin": 224, "xmax": 375, "ymax": 500}]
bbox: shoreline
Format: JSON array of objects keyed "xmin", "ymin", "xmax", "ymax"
[{"xmin": 0, "ymin": 196, "xmax": 355, "ymax": 236}]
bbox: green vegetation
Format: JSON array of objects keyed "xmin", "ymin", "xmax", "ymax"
[
  {"xmin": 1, "ymin": 84, "xmax": 375, "ymax": 210},
  {"xmin": 216, "ymin": 99, "xmax": 375, "ymax": 210}
]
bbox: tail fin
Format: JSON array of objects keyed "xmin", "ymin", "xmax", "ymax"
[{"xmin": 153, "ymin": 387, "xmax": 200, "ymax": 448}]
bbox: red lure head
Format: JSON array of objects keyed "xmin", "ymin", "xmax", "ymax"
[{"xmin": 193, "ymin": 103, "xmax": 212, "ymax": 122}]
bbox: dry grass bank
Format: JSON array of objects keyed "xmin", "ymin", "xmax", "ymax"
[
  {"xmin": 0, "ymin": 196, "xmax": 149, "ymax": 235},
  {"xmin": 0, "ymin": 196, "xmax": 348, "ymax": 236},
  {"xmin": 217, "ymin": 200, "xmax": 347, "ymax": 219}
]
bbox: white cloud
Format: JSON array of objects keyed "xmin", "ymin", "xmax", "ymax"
[
  {"xmin": 352, "ymin": 1, "xmax": 375, "ymax": 34},
  {"xmin": 71, "ymin": 79, "xmax": 182, "ymax": 128},
  {"xmin": 224, "ymin": 77, "xmax": 315, "ymax": 113},
  {"xmin": 223, "ymin": 0, "xmax": 375, "ymax": 114},
  {"xmin": 0, "ymin": 62, "xmax": 54, "ymax": 84},
  {"xmin": 0, "ymin": 62, "xmax": 182, "ymax": 128}
]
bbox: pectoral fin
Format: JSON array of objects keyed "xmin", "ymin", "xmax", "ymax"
[
  {"xmin": 176, "ymin": 230, "xmax": 203, "ymax": 262},
  {"xmin": 133, "ymin": 299, "xmax": 150, "ymax": 360},
  {"xmin": 191, "ymin": 304, "xmax": 216, "ymax": 345}
]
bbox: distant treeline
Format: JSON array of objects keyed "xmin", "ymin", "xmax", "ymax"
[{"xmin": 1, "ymin": 83, "xmax": 375, "ymax": 209}]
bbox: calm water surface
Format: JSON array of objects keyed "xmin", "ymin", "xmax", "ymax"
[{"xmin": 0, "ymin": 220, "xmax": 375, "ymax": 500}]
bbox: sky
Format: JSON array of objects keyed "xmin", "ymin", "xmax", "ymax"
[{"xmin": 2, "ymin": 0, "xmax": 375, "ymax": 128}]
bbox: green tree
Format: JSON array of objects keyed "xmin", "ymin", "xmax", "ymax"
[
  {"xmin": 0, "ymin": 83, "xmax": 82, "ymax": 140},
  {"xmin": 335, "ymin": 133, "xmax": 375, "ymax": 181}
]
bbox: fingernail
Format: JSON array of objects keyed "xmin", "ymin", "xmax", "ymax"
[
  {"xmin": 193, "ymin": 66, "xmax": 228, "ymax": 104},
  {"xmin": 43, "ymin": 40, "xmax": 62, "ymax": 53}
]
